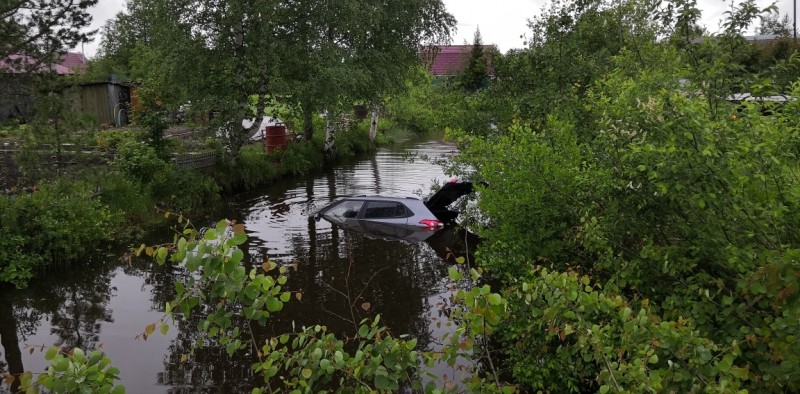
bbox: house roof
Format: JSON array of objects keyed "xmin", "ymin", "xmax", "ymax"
[
  {"xmin": 0, "ymin": 52, "xmax": 86, "ymax": 75},
  {"xmin": 0, "ymin": 54, "xmax": 72, "ymax": 74},
  {"xmin": 60, "ymin": 52, "xmax": 87, "ymax": 70},
  {"xmin": 422, "ymin": 45, "xmax": 496, "ymax": 77}
]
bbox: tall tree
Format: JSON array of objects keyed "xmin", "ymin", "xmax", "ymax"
[
  {"xmin": 460, "ymin": 27, "xmax": 489, "ymax": 91},
  {"xmin": 0, "ymin": 0, "xmax": 98, "ymax": 68},
  {"xmin": 1, "ymin": 0, "xmax": 97, "ymax": 123},
  {"xmin": 96, "ymin": 0, "xmax": 455, "ymax": 157},
  {"xmin": 759, "ymin": 12, "xmax": 791, "ymax": 35}
]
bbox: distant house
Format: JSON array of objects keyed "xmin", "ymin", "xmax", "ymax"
[
  {"xmin": 0, "ymin": 52, "xmax": 92, "ymax": 123},
  {"xmin": 59, "ymin": 52, "xmax": 88, "ymax": 72},
  {"xmin": 421, "ymin": 45, "xmax": 496, "ymax": 77},
  {"xmin": 0, "ymin": 51, "xmax": 86, "ymax": 75}
]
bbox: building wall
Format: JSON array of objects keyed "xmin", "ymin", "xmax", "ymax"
[{"xmin": 78, "ymin": 83, "xmax": 130, "ymax": 126}]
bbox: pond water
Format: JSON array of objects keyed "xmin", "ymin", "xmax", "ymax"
[{"xmin": 0, "ymin": 138, "xmax": 477, "ymax": 393}]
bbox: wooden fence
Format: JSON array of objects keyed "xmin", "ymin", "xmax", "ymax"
[{"xmin": 172, "ymin": 151, "xmax": 217, "ymax": 170}]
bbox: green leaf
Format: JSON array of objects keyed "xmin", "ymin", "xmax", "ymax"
[
  {"xmin": 487, "ymin": 293, "xmax": 503, "ymax": 305},
  {"xmin": 280, "ymin": 292, "xmax": 291, "ymax": 303},
  {"xmin": 266, "ymin": 298, "xmax": 283, "ymax": 312},
  {"xmin": 231, "ymin": 233, "xmax": 247, "ymax": 245},
  {"xmin": 160, "ymin": 323, "xmax": 169, "ymax": 335},
  {"xmin": 448, "ymin": 267, "xmax": 462, "ymax": 281},
  {"xmin": 301, "ymin": 368, "xmax": 313, "ymax": 379},
  {"xmin": 45, "ymin": 346, "xmax": 58, "ymax": 361},
  {"xmin": 358, "ymin": 325, "xmax": 369, "ymax": 338},
  {"xmin": 53, "ymin": 357, "xmax": 69, "ymax": 372},
  {"xmin": 72, "ymin": 348, "xmax": 85, "ymax": 363},
  {"xmin": 375, "ymin": 374, "xmax": 390, "ymax": 390}
]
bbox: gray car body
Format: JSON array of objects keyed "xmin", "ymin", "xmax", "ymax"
[
  {"xmin": 313, "ymin": 196, "xmax": 443, "ymax": 243},
  {"xmin": 314, "ymin": 196, "xmax": 438, "ymax": 229}
]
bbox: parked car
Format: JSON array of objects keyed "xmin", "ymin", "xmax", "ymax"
[{"xmin": 313, "ymin": 181, "xmax": 474, "ymax": 232}]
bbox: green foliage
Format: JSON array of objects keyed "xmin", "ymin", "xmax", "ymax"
[
  {"xmin": 385, "ymin": 70, "xmax": 465, "ymax": 135},
  {"xmin": 451, "ymin": 69, "xmax": 800, "ymax": 390},
  {"xmin": 331, "ymin": 121, "xmax": 375, "ymax": 158},
  {"xmin": 145, "ymin": 219, "xmax": 425, "ymax": 392},
  {"xmin": 500, "ymin": 267, "xmax": 754, "ymax": 393},
  {"xmin": 0, "ymin": 180, "xmax": 114, "ymax": 287},
  {"xmin": 19, "ymin": 346, "xmax": 124, "ymax": 394},
  {"xmin": 256, "ymin": 317, "xmax": 421, "ymax": 393},
  {"xmin": 113, "ymin": 141, "xmax": 170, "ymax": 186},
  {"xmin": 459, "ymin": 28, "xmax": 491, "ymax": 92},
  {"xmin": 0, "ymin": 228, "xmax": 41, "ymax": 287},
  {"xmin": 112, "ymin": 140, "xmax": 220, "ymax": 212},
  {"xmin": 442, "ymin": 0, "xmax": 800, "ymax": 391},
  {"xmin": 428, "ymin": 267, "xmax": 514, "ymax": 393}
]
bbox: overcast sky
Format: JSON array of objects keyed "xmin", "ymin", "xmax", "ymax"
[{"xmin": 79, "ymin": 0, "xmax": 797, "ymax": 57}]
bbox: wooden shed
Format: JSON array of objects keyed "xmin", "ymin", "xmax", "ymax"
[{"xmin": 78, "ymin": 82, "xmax": 131, "ymax": 126}]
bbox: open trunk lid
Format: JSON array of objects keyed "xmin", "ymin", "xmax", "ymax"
[{"xmin": 424, "ymin": 181, "xmax": 474, "ymax": 221}]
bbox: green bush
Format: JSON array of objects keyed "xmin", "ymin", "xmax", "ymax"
[
  {"xmin": 451, "ymin": 71, "xmax": 800, "ymax": 391},
  {"xmin": 0, "ymin": 181, "xmax": 115, "ymax": 287},
  {"xmin": 332, "ymin": 120, "xmax": 374, "ymax": 158},
  {"xmin": 153, "ymin": 169, "xmax": 221, "ymax": 213},
  {"xmin": 95, "ymin": 129, "xmax": 145, "ymax": 150},
  {"xmin": 113, "ymin": 141, "xmax": 171, "ymax": 186},
  {"xmin": 0, "ymin": 229, "xmax": 42, "ymax": 287}
]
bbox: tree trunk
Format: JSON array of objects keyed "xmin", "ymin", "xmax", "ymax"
[
  {"xmin": 0, "ymin": 300, "xmax": 23, "ymax": 392},
  {"xmin": 324, "ymin": 112, "xmax": 336, "ymax": 154},
  {"xmin": 368, "ymin": 109, "xmax": 379, "ymax": 141},
  {"xmin": 304, "ymin": 108, "xmax": 314, "ymax": 141}
]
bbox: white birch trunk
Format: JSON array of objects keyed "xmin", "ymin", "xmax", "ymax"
[
  {"xmin": 368, "ymin": 109, "xmax": 379, "ymax": 141},
  {"xmin": 324, "ymin": 114, "xmax": 336, "ymax": 153}
]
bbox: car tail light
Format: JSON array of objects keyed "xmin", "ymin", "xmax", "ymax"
[{"xmin": 419, "ymin": 219, "xmax": 443, "ymax": 229}]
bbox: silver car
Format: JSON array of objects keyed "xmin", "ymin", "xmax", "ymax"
[{"xmin": 313, "ymin": 181, "xmax": 474, "ymax": 235}]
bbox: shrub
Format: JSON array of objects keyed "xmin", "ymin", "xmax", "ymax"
[
  {"xmin": 0, "ymin": 180, "xmax": 115, "ymax": 287},
  {"xmin": 113, "ymin": 141, "xmax": 171, "ymax": 186}
]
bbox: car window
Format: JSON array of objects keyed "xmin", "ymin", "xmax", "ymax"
[
  {"xmin": 364, "ymin": 201, "xmax": 410, "ymax": 219},
  {"xmin": 324, "ymin": 200, "xmax": 365, "ymax": 222}
]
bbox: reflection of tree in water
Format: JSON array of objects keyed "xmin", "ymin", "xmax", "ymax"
[
  {"xmin": 45, "ymin": 260, "xmax": 115, "ymax": 350},
  {"xmin": 150, "ymin": 225, "xmax": 451, "ymax": 393},
  {"xmin": 124, "ymin": 255, "xmax": 180, "ymax": 315},
  {"xmin": 0, "ymin": 258, "xmax": 117, "ymax": 393},
  {"xmin": 273, "ymin": 221, "xmax": 449, "ymax": 348},
  {"xmin": 157, "ymin": 310, "xmax": 259, "ymax": 393}
]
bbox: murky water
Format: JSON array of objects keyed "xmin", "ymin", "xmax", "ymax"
[{"xmin": 0, "ymin": 138, "xmax": 476, "ymax": 393}]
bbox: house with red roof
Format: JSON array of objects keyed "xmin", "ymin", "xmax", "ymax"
[
  {"xmin": 0, "ymin": 52, "xmax": 86, "ymax": 75},
  {"xmin": 59, "ymin": 52, "xmax": 87, "ymax": 72},
  {"xmin": 421, "ymin": 45, "xmax": 496, "ymax": 77},
  {"xmin": 1, "ymin": 52, "xmax": 88, "ymax": 122}
]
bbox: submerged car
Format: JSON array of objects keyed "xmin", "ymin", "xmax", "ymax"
[{"xmin": 313, "ymin": 181, "xmax": 474, "ymax": 232}]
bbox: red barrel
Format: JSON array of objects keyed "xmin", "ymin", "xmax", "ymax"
[{"xmin": 265, "ymin": 125, "xmax": 288, "ymax": 153}]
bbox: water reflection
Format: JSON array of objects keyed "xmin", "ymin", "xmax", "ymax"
[
  {"xmin": 1, "ymin": 138, "xmax": 470, "ymax": 393},
  {"xmin": 0, "ymin": 257, "xmax": 116, "ymax": 393}
]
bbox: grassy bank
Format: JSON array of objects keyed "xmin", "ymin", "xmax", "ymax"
[{"xmin": 0, "ymin": 117, "xmax": 410, "ymax": 288}]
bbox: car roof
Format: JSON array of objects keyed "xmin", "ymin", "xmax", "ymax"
[{"xmin": 339, "ymin": 195, "xmax": 421, "ymax": 202}]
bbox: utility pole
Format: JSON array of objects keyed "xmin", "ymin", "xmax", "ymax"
[{"xmin": 795, "ymin": 0, "xmax": 797, "ymax": 40}]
